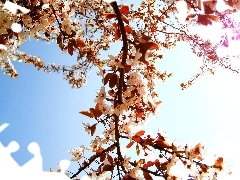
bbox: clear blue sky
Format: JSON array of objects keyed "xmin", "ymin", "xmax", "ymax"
[
  {"xmin": 1, "ymin": 1, "xmax": 240, "ymax": 179},
  {"xmin": 0, "ymin": 40, "xmax": 104, "ymax": 174}
]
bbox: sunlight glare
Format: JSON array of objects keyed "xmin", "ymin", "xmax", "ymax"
[
  {"xmin": 176, "ymin": 0, "xmax": 240, "ymax": 59},
  {"xmin": 175, "ymin": 1, "xmax": 188, "ymax": 24},
  {"xmin": 216, "ymin": 11, "xmax": 240, "ymax": 57},
  {"xmin": 216, "ymin": 0, "xmax": 231, "ymax": 12},
  {"xmin": 81, "ymin": 175, "xmax": 91, "ymax": 180}
]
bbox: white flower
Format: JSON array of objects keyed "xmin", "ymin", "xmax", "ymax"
[
  {"xmin": 127, "ymin": 72, "xmax": 142, "ymax": 86},
  {"xmin": 63, "ymin": 0, "xmax": 71, "ymax": 11},
  {"xmin": 123, "ymin": 156, "xmax": 131, "ymax": 170},
  {"xmin": 191, "ymin": 143, "xmax": 203, "ymax": 158},
  {"xmin": 120, "ymin": 121, "xmax": 134, "ymax": 138},
  {"xmin": 102, "ymin": 123, "xmax": 115, "ymax": 138},
  {"xmin": 100, "ymin": 135, "xmax": 115, "ymax": 144},
  {"xmin": 134, "ymin": 49, "xmax": 142, "ymax": 62},
  {"xmin": 94, "ymin": 86, "xmax": 106, "ymax": 103},
  {"xmin": 87, "ymin": 137, "xmax": 103, "ymax": 152},
  {"xmin": 68, "ymin": 145, "xmax": 85, "ymax": 161},
  {"xmin": 107, "ymin": 54, "xmax": 124, "ymax": 68},
  {"xmin": 99, "ymin": 102, "xmax": 113, "ymax": 115},
  {"xmin": 186, "ymin": 143, "xmax": 204, "ymax": 162},
  {"xmin": 82, "ymin": 122, "xmax": 91, "ymax": 135},
  {"xmin": 129, "ymin": 165, "xmax": 141, "ymax": 178},
  {"xmin": 166, "ymin": 154, "xmax": 179, "ymax": 174},
  {"xmin": 126, "ymin": 48, "xmax": 141, "ymax": 66}
]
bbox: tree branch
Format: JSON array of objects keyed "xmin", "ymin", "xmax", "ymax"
[
  {"xmin": 110, "ymin": 1, "xmax": 128, "ymax": 104},
  {"xmin": 50, "ymin": 4, "xmax": 65, "ymax": 38},
  {"xmin": 129, "ymin": 161, "xmax": 166, "ymax": 178},
  {"xmin": 110, "ymin": 1, "xmax": 129, "ymax": 175},
  {"xmin": 70, "ymin": 143, "xmax": 117, "ymax": 179}
]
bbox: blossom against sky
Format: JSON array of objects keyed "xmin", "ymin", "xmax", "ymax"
[
  {"xmin": 1, "ymin": 23, "xmax": 240, "ymax": 180},
  {"xmin": 1, "ymin": 0, "xmax": 240, "ymax": 179}
]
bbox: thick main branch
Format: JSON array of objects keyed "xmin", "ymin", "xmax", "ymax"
[
  {"xmin": 111, "ymin": 1, "xmax": 128, "ymax": 105},
  {"xmin": 111, "ymin": 1, "xmax": 129, "ymax": 177}
]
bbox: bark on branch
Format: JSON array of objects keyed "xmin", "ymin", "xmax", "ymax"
[{"xmin": 70, "ymin": 143, "xmax": 117, "ymax": 179}]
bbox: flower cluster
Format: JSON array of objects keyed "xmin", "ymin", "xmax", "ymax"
[
  {"xmin": 68, "ymin": 1, "xmax": 228, "ymax": 179},
  {"xmin": 68, "ymin": 145, "xmax": 84, "ymax": 162},
  {"xmin": 2, "ymin": 0, "xmax": 240, "ymax": 179}
]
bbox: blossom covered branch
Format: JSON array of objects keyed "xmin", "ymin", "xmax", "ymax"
[{"xmin": 1, "ymin": 0, "xmax": 240, "ymax": 180}]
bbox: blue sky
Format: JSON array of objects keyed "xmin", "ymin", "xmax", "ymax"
[
  {"xmin": 0, "ymin": 40, "xmax": 102, "ymax": 174},
  {"xmin": 1, "ymin": 1, "xmax": 240, "ymax": 179}
]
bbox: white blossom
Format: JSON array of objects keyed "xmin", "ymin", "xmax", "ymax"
[
  {"xmin": 87, "ymin": 137, "xmax": 103, "ymax": 152},
  {"xmin": 94, "ymin": 86, "xmax": 106, "ymax": 103},
  {"xmin": 107, "ymin": 54, "xmax": 124, "ymax": 68},
  {"xmin": 82, "ymin": 122, "xmax": 91, "ymax": 135},
  {"xmin": 68, "ymin": 145, "xmax": 85, "ymax": 161},
  {"xmin": 127, "ymin": 72, "xmax": 142, "ymax": 86},
  {"xmin": 99, "ymin": 102, "xmax": 113, "ymax": 115}
]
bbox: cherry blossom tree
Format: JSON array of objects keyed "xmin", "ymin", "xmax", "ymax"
[{"xmin": 1, "ymin": 0, "xmax": 240, "ymax": 179}]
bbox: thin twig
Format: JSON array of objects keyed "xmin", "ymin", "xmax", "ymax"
[{"xmin": 50, "ymin": 4, "xmax": 65, "ymax": 38}]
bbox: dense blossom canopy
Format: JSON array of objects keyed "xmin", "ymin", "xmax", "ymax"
[{"xmin": 1, "ymin": 0, "xmax": 240, "ymax": 179}]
